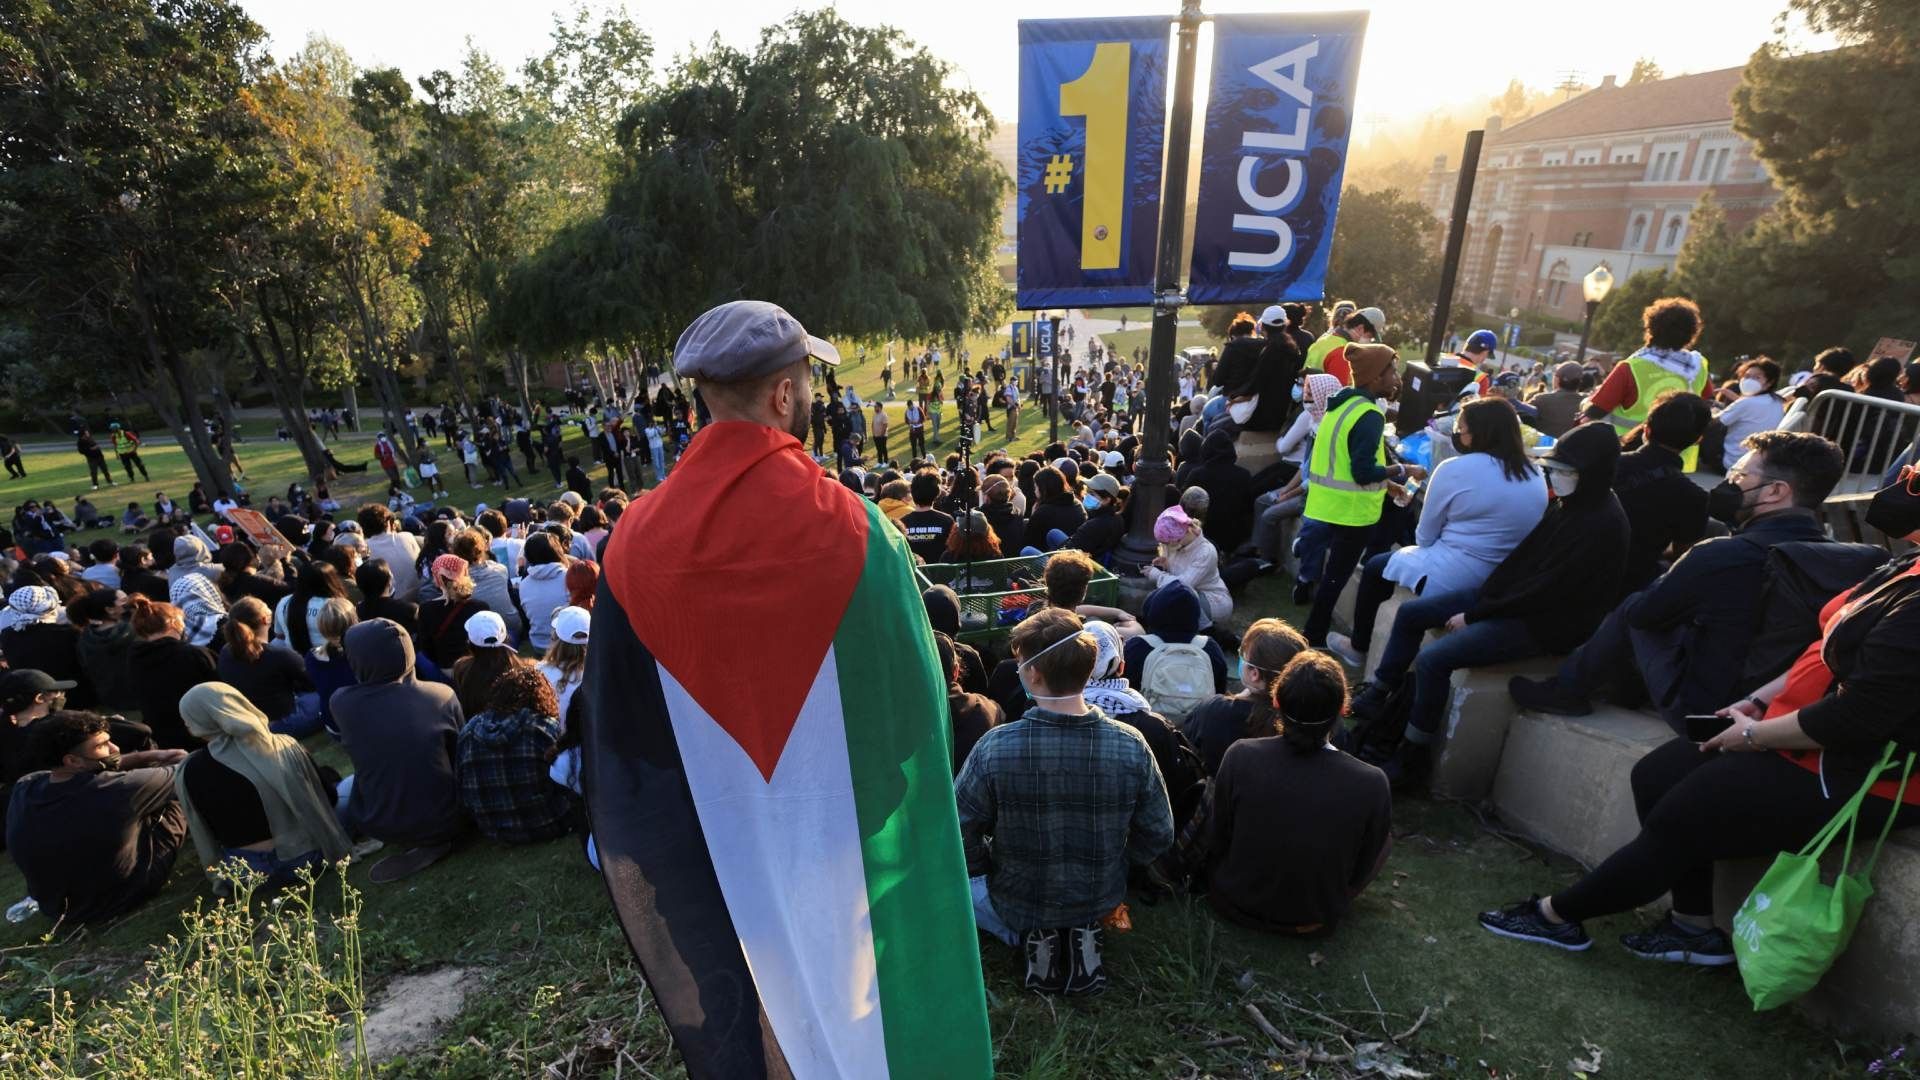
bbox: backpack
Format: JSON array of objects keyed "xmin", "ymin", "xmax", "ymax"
[
  {"xmin": 1138, "ymin": 635, "xmax": 1213, "ymax": 722},
  {"xmin": 1739, "ymin": 541, "xmax": 1894, "ymax": 693}
]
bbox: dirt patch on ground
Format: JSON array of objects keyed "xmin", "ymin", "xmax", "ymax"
[{"xmin": 349, "ymin": 965, "xmax": 486, "ymax": 1061}]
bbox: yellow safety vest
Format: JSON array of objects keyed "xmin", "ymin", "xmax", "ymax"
[
  {"xmin": 1304, "ymin": 395, "xmax": 1388, "ymax": 527},
  {"xmin": 1606, "ymin": 351, "xmax": 1709, "ymax": 470},
  {"xmin": 1304, "ymin": 333, "xmax": 1347, "ymax": 373}
]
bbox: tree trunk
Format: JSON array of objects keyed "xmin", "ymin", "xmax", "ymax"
[
  {"xmin": 509, "ymin": 348, "xmax": 535, "ymax": 421},
  {"xmin": 345, "ymin": 271, "xmax": 423, "ymax": 465},
  {"xmin": 128, "ymin": 262, "xmax": 233, "ymax": 496},
  {"xmin": 244, "ymin": 332, "xmax": 332, "ymax": 483}
]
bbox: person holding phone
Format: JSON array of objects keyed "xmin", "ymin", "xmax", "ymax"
[{"xmin": 1477, "ymin": 467, "xmax": 1920, "ymax": 968}]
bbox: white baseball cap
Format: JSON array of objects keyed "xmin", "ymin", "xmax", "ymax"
[
  {"xmin": 1258, "ymin": 305, "xmax": 1288, "ymax": 327},
  {"xmin": 465, "ymin": 610, "xmax": 510, "ymax": 649},
  {"xmin": 551, "ymin": 605, "xmax": 592, "ymax": 645}
]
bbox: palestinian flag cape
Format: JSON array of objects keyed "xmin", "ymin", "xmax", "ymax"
[{"xmin": 584, "ymin": 421, "xmax": 992, "ymax": 1079}]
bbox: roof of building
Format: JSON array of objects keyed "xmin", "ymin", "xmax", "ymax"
[{"xmin": 1490, "ymin": 66, "xmax": 1745, "ymax": 146}]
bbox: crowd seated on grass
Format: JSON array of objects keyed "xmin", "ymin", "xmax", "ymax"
[{"xmin": 1, "ymin": 291, "xmax": 1916, "ymax": 1024}]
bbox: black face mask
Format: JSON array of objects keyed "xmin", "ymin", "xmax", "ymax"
[
  {"xmin": 1866, "ymin": 467, "xmax": 1920, "ymax": 539},
  {"xmin": 1450, "ymin": 430, "xmax": 1469, "ymax": 455},
  {"xmin": 1706, "ymin": 480, "xmax": 1744, "ymax": 525}
]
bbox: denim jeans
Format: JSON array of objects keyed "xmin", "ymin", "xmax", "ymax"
[
  {"xmin": 270, "ymin": 692, "xmax": 324, "ymax": 739},
  {"xmin": 1252, "ymin": 489, "xmax": 1305, "ymax": 564},
  {"xmin": 221, "ymin": 846, "xmax": 324, "ymax": 886},
  {"xmin": 1368, "ymin": 587, "xmax": 1545, "ymax": 744},
  {"xmin": 971, "ymin": 875, "xmax": 1019, "ymax": 945}
]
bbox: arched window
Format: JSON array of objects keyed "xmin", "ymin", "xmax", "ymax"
[
  {"xmin": 1545, "ymin": 260, "xmax": 1571, "ymax": 307},
  {"xmin": 1628, "ymin": 216, "xmax": 1647, "ymax": 248},
  {"xmin": 1664, "ymin": 216, "xmax": 1684, "ymax": 249}
]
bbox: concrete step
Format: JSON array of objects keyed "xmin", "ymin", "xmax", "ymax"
[
  {"xmin": 1431, "ymin": 659, "xmax": 1562, "ymax": 801},
  {"xmin": 1490, "ymin": 706, "xmax": 1671, "ymax": 869}
]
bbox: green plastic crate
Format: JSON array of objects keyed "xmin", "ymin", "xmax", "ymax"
[{"xmin": 915, "ymin": 553, "xmax": 1119, "ymax": 647}]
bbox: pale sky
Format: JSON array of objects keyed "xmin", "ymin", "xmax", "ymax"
[{"xmin": 245, "ymin": 0, "xmax": 1827, "ymax": 131}]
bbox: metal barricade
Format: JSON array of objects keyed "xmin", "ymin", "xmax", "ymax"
[{"xmin": 1779, "ymin": 389, "xmax": 1920, "ymax": 496}]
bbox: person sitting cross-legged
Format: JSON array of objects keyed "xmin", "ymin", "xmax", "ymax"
[
  {"xmin": 6, "ymin": 710, "xmax": 189, "ymax": 924},
  {"xmin": 456, "ymin": 666, "xmax": 574, "ymax": 845},
  {"xmin": 1195, "ymin": 651, "xmax": 1392, "ymax": 934},
  {"xmin": 955, "ymin": 608, "xmax": 1175, "ymax": 995},
  {"xmin": 174, "ymin": 682, "xmax": 351, "ymax": 889}
]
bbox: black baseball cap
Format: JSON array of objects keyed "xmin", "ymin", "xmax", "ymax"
[{"xmin": 0, "ymin": 670, "xmax": 76, "ymax": 707}]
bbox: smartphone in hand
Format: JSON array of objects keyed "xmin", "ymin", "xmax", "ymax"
[{"xmin": 1685, "ymin": 714, "xmax": 1732, "ymax": 742}]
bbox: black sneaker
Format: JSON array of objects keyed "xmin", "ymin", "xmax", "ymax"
[
  {"xmin": 1508, "ymin": 675, "xmax": 1593, "ymax": 717},
  {"xmin": 1348, "ymin": 679, "xmax": 1395, "ymax": 724},
  {"xmin": 1062, "ymin": 923, "xmax": 1107, "ymax": 996},
  {"xmin": 1291, "ymin": 578, "xmax": 1313, "ymax": 606},
  {"xmin": 1620, "ymin": 914, "xmax": 1735, "ymax": 967},
  {"xmin": 1023, "ymin": 928, "xmax": 1065, "ymax": 992},
  {"xmin": 1477, "ymin": 897, "xmax": 1592, "ymax": 952}
]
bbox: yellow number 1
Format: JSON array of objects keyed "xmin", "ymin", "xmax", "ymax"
[{"xmin": 1058, "ymin": 42, "xmax": 1129, "ymax": 271}]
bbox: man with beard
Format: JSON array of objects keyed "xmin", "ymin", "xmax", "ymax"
[
  {"xmin": 584, "ymin": 301, "xmax": 990, "ymax": 1077},
  {"xmin": 6, "ymin": 710, "xmax": 187, "ymax": 923}
]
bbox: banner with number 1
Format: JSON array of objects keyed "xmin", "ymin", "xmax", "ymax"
[{"xmin": 1015, "ymin": 18, "xmax": 1170, "ymax": 310}]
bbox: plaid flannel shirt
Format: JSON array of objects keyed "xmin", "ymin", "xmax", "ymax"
[
  {"xmin": 456, "ymin": 708, "xmax": 573, "ymax": 844},
  {"xmin": 954, "ymin": 706, "xmax": 1175, "ymax": 933}
]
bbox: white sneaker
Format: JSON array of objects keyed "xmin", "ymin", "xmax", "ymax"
[{"xmin": 1326, "ymin": 632, "xmax": 1367, "ymax": 669}]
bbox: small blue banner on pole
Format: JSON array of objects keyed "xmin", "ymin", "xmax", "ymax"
[
  {"xmin": 1036, "ymin": 318, "xmax": 1056, "ymax": 360},
  {"xmin": 1011, "ymin": 321, "xmax": 1032, "ymax": 357},
  {"xmin": 1186, "ymin": 12, "xmax": 1368, "ymax": 306},
  {"xmin": 1016, "ymin": 17, "xmax": 1171, "ymax": 310}
]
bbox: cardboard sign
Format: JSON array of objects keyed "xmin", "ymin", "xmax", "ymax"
[
  {"xmin": 226, "ymin": 507, "xmax": 291, "ymax": 565},
  {"xmin": 1869, "ymin": 338, "xmax": 1916, "ymax": 363}
]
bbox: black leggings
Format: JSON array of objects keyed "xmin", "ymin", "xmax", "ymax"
[{"xmin": 1552, "ymin": 738, "xmax": 1920, "ymax": 921}]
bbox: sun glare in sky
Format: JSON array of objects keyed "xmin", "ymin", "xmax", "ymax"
[{"xmin": 245, "ymin": 0, "xmax": 1829, "ymax": 135}]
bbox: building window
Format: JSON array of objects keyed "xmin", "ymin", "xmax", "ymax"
[
  {"xmin": 1696, "ymin": 146, "xmax": 1730, "ymax": 184},
  {"xmin": 1628, "ymin": 216, "xmax": 1647, "ymax": 248},
  {"xmin": 1575, "ymin": 150, "xmax": 1599, "ymax": 165},
  {"xmin": 1546, "ymin": 260, "xmax": 1571, "ymax": 307},
  {"xmin": 1542, "ymin": 151, "xmax": 1567, "ymax": 166},
  {"xmin": 1664, "ymin": 216, "xmax": 1685, "ymax": 249},
  {"xmin": 1611, "ymin": 148, "xmax": 1640, "ymax": 164}
]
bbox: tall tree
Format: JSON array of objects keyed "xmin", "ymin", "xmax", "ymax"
[
  {"xmin": 228, "ymin": 40, "xmax": 371, "ymax": 484},
  {"xmin": 1717, "ymin": 0, "xmax": 1920, "ymax": 362},
  {"xmin": 0, "ymin": 0, "xmax": 263, "ymax": 495},
  {"xmin": 495, "ymin": 10, "xmax": 1009, "ymax": 362},
  {"xmin": 1321, "ymin": 187, "xmax": 1440, "ymax": 347}
]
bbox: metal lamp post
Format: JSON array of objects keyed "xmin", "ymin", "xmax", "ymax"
[
  {"xmin": 1575, "ymin": 265, "xmax": 1614, "ymax": 363},
  {"xmin": 1115, "ymin": 0, "xmax": 1205, "ymax": 571}
]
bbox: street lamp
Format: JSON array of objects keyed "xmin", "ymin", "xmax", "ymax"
[{"xmin": 1575, "ymin": 264, "xmax": 1614, "ymax": 363}]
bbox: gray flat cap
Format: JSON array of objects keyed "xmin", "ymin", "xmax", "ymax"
[{"xmin": 674, "ymin": 300, "xmax": 841, "ymax": 382}]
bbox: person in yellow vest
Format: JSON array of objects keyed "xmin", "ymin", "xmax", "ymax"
[
  {"xmin": 1300, "ymin": 344, "xmax": 1427, "ymax": 647},
  {"xmin": 109, "ymin": 422, "xmax": 149, "ymax": 482},
  {"xmin": 1583, "ymin": 297, "xmax": 1714, "ymax": 469},
  {"xmin": 1303, "ymin": 300, "xmax": 1359, "ymax": 377}
]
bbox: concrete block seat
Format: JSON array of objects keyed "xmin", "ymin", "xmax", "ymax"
[{"xmin": 1486, "ymin": 701, "xmax": 1920, "ymax": 1039}]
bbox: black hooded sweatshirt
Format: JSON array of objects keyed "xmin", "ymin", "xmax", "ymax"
[
  {"xmin": 331, "ymin": 618, "xmax": 465, "ymax": 846},
  {"xmin": 1181, "ymin": 430, "xmax": 1255, "ymax": 554},
  {"xmin": 1467, "ymin": 423, "xmax": 1629, "ymax": 653}
]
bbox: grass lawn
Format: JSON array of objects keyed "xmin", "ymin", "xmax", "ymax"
[{"xmin": 0, "ymin": 411, "xmax": 1874, "ymax": 1077}]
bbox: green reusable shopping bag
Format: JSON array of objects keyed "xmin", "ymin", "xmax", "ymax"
[{"xmin": 1731, "ymin": 745, "xmax": 1916, "ymax": 1011}]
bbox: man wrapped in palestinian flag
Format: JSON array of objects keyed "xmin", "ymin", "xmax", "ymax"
[{"xmin": 583, "ymin": 300, "xmax": 992, "ymax": 1079}]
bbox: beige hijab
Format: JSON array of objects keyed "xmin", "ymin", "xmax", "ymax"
[{"xmin": 173, "ymin": 682, "xmax": 352, "ymax": 877}]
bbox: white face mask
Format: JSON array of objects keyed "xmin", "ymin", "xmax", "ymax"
[
  {"xmin": 1547, "ymin": 468, "xmax": 1580, "ymax": 498},
  {"xmin": 1227, "ymin": 398, "xmax": 1257, "ymax": 425},
  {"xmin": 1739, "ymin": 377, "xmax": 1765, "ymax": 396}
]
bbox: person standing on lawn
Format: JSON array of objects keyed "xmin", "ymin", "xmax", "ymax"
[
  {"xmin": 584, "ymin": 300, "xmax": 991, "ymax": 1078},
  {"xmin": 0, "ymin": 434, "xmax": 24, "ymax": 479},
  {"xmin": 76, "ymin": 429, "xmax": 114, "ymax": 490},
  {"xmin": 108, "ymin": 423, "xmax": 148, "ymax": 482}
]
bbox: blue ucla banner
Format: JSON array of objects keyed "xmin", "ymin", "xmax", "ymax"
[
  {"xmin": 1016, "ymin": 18, "xmax": 1170, "ymax": 310},
  {"xmin": 1187, "ymin": 13, "xmax": 1368, "ymax": 306}
]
